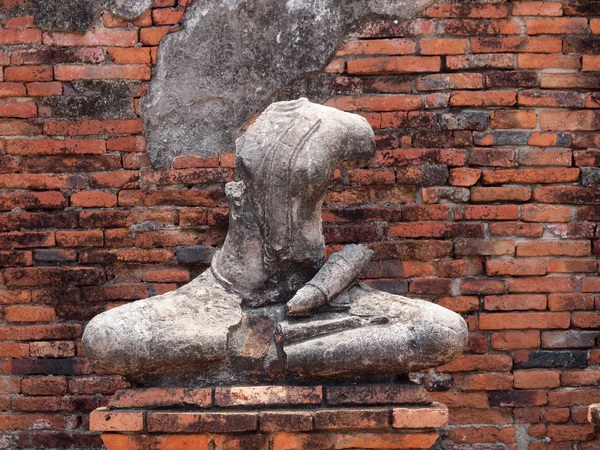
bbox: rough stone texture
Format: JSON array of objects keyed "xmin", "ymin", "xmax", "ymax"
[
  {"xmin": 83, "ymin": 99, "xmax": 467, "ymax": 385},
  {"xmin": 141, "ymin": 0, "xmax": 436, "ymax": 167},
  {"xmin": 1, "ymin": 0, "xmax": 152, "ymax": 32}
]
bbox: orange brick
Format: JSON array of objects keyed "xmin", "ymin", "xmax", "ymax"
[
  {"xmin": 517, "ymin": 241, "xmax": 591, "ymax": 257},
  {"xmin": 5, "ymin": 305, "xmax": 55, "ymax": 322},
  {"xmin": 43, "ymin": 30, "xmax": 137, "ymax": 47},
  {"xmin": 518, "ymin": 54, "xmax": 581, "ymax": 70},
  {"xmin": 0, "ymin": 29, "xmax": 42, "ymax": 45},
  {"xmin": 152, "ymin": 8, "xmax": 185, "ymax": 25},
  {"xmin": 480, "ymin": 312, "xmax": 570, "ymax": 330},
  {"xmin": 514, "ymin": 370, "xmax": 560, "ymax": 389},
  {"xmin": 420, "ymin": 39, "xmax": 467, "ymax": 55},
  {"xmin": 393, "ymin": 404, "xmax": 448, "ymax": 428},
  {"xmin": 526, "ymin": 18, "xmax": 589, "ymax": 35},
  {"xmin": 491, "ymin": 331, "xmax": 541, "ymax": 350},
  {"xmin": 513, "ymin": 2, "xmax": 563, "ymax": 16},
  {"xmin": 346, "ymin": 56, "xmax": 441, "ymax": 75},
  {"xmin": 140, "ymin": 27, "xmax": 177, "ymax": 46},
  {"xmin": 484, "ymin": 294, "xmax": 547, "ymax": 311},
  {"xmin": 450, "ymin": 91, "xmax": 516, "ymax": 107},
  {"xmin": 90, "ymin": 408, "xmax": 143, "ymax": 432},
  {"xmin": 508, "ymin": 276, "xmax": 578, "ymax": 294},
  {"xmin": 108, "ymin": 47, "xmax": 152, "ymax": 64},
  {"xmin": 70, "ymin": 191, "xmax": 117, "ymax": 208},
  {"xmin": 4, "ymin": 66, "xmax": 52, "ymax": 82},
  {"xmin": 491, "ymin": 110, "xmax": 537, "ymax": 129},
  {"xmin": 522, "ymin": 205, "xmax": 572, "ymax": 223},
  {"xmin": 55, "ymin": 65, "xmax": 151, "ymax": 81},
  {"xmin": 26, "ymin": 82, "xmax": 62, "ymax": 97},
  {"xmin": 102, "ymin": 435, "xmax": 209, "ymax": 450},
  {"xmin": 337, "ymin": 38, "xmax": 416, "ymax": 56}
]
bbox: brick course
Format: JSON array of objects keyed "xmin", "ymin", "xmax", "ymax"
[{"xmin": 0, "ymin": 0, "xmax": 599, "ymax": 448}]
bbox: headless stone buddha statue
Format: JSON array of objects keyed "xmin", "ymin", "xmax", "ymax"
[{"xmin": 83, "ymin": 98, "xmax": 467, "ymax": 386}]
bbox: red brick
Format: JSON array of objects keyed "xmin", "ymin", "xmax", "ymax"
[
  {"xmin": 71, "ymin": 189, "xmax": 118, "ymax": 207},
  {"xmin": 43, "ymin": 30, "xmax": 137, "ymax": 47},
  {"xmin": 489, "ymin": 222, "xmax": 543, "ymax": 238},
  {"xmin": 526, "ymin": 18, "xmax": 589, "ymax": 35},
  {"xmin": 571, "ymin": 312, "xmax": 600, "ymax": 329},
  {"xmin": 21, "ymin": 377, "xmax": 67, "ymax": 396},
  {"xmin": 416, "ymin": 73, "xmax": 483, "ymax": 91},
  {"xmin": 518, "ymin": 54, "xmax": 581, "ymax": 70},
  {"xmin": 480, "ymin": 312, "xmax": 570, "ymax": 330},
  {"xmin": 540, "ymin": 110, "xmax": 600, "ymax": 132},
  {"xmin": 454, "ymin": 373, "xmax": 514, "ymax": 391},
  {"xmin": 393, "ymin": 404, "xmax": 448, "ymax": 428},
  {"xmin": 153, "ymin": 8, "xmax": 185, "ymax": 25},
  {"xmin": 548, "ymin": 259, "xmax": 596, "ymax": 274},
  {"xmin": 107, "ymin": 47, "xmax": 152, "ymax": 64},
  {"xmin": 6, "ymin": 139, "xmax": 105, "ymax": 155},
  {"xmin": 486, "ymin": 259, "xmax": 547, "ymax": 277},
  {"xmin": 44, "ymin": 119, "xmax": 143, "ymax": 136},
  {"xmin": 26, "ymin": 81, "xmax": 62, "ymax": 97},
  {"xmin": 0, "ymin": 29, "xmax": 42, "ymax": 45},
  {"xmin": 522, "ymin": 205, "xmax": 573, "ymax": 223},
  {"xmin": 450, "ymin": 91, "xmax": 516, "ymax": 107},
  {"xmin": 424, "ymin": 3, "xmax": 509, "ymax": 18},
  {"xmin": 437, "ymin": 355, "xmax": 513, "ymax": 373},
  {"xmin": 455, "ymin": 205, "xmax": 518, "ymax": 221},
  {"xmin": 29, "ymin": 341, "xmax": 75, "ymax": 358},
  {"xmin": 0, "ymin": 413, "xmax": 78, "ymax": 430},
  {"xmin": 90, "ymin": 408, "xmax": 143, "ymax": 432},
  {"xmin": 140, "ymin": 27, "xmax": 178, "ymax": 46},
  {"xmin": 472, "ymin": 37, "xmax": 562, "ymax": 53},
  {"xmin": 446, "ymin": 53, "xmax": 514, "ymax": 70},
  {"xmin": 517, "ymin": 241, "xmax": 591, "ymax": 257},
  {"xmin": 315, "ymin": 408, "xmax": 389, "ymax": 429},
  {"xmin": 55, "ymin": 230, "xmax": 103, "ymax": 248},
  {"xmin": 55, "ymin": 65, "xmax": 151, "ymax": 81},
  {"xmin": 327, "ymin": 95, "xmax": 421, "ymax": 112},
  {"xmin": 513, "ymin": 2, "xmax": 562, "ymax": 16},
  {"xmin": 547, "ymin": 425, "xmax": 596, "ymax": 442},
  {"xmin": 491, "ymin": 110, "xmax": 537, "ymax": 129},
  {"xmin": 519, "ymin": 90, "xmax": 583, "ymax": 108},
  {"xmin": 437, "ymin": 296, "xmax": 479, "ymax": 313},
  {"xmin": 260, "ymin": 411, "xmax": 313, "ymax": 432},
  {"xmin": 337, "ymin": 38, "xmax": 416, "ymax": 56},
  {"xmin": 508, "ymin": 276, "xmax": 579, "ymax": 294},
  {"xmin": 147, "ymin": 411, "xmax": 258, "ymax": 433},
  {"xmin": 4, "ymin": 66, "xmax": 52, "ymax": 82},
  {"xmin": 488, "ymin": 19, "xmax": 522, "ymax": 35},
  {"xmin": 514, "ymin": 370, "xmax": 560, "ymax": 389},
  {"xmin": 420, "ymin": 38, "xmax": 467, "ymax": 55},
  {"xmin": 455, "ymin": 239, "xmax": 514, "ymax": 256},
  {"xmin": 346, "ymin": 56, "xmax": 441, "ymax": 75},
  {"xmin": 471, "ymin": 187, "xmax": 531, "ymax": 203},
  {"xmin": 484, "ymin": 294, "xmax": 546, "ymax": 311},
  {"xmin": 492, "ymin": 331, "xmax": 541, "ymax": 350},
  {"xmin": 5, "ymin": 305, "xmax": 55, "ymax": 322},
  {"xmin": 215, "ymin": 386, "xmax": 321, "ymax": 407}
]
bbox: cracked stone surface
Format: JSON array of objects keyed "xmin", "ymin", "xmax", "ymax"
[{"xmin": 141, "ymin": 0, "xmax": 436, "ymax": 167}]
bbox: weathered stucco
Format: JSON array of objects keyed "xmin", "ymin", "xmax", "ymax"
[
  {"xmin": 141, "ymin": 0, "xmax": 437, "ymax": 167},
  {"xmin": 1, "ymin": 0, "xmax": 152, "ymax": 32}
]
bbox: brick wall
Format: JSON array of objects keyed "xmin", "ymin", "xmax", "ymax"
[{"xmin": 0, "ymin": 0, "xmax": 599, "ymax": 448}]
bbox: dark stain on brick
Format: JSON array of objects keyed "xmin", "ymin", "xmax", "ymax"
[
  {"xmin": 515, "ymin": 351, "xmax": 588, "ymax": 369},
  {"xmin": 487, "ymin": 71, "xmax": 539, "ymax": 88},
  {"xmin": 43, "ymin": 80, "xmax": 140, "ymax": 119},
  {"xmin": 564, "ymin": 37, "xmax": 600, "ymax": 54}
]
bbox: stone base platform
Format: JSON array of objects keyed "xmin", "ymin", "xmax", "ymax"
[{"xmin": 91, "ymin": 384, "xmax": 448, "ymax": 450}]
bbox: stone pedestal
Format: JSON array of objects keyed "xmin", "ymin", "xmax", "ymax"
[{"xmin": 91, "ymin": 384, "xmax": 448, "ymax": 450}]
